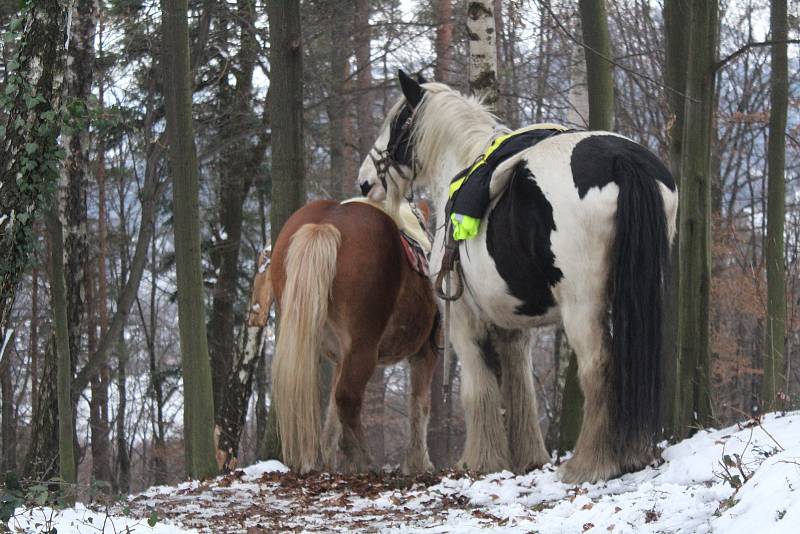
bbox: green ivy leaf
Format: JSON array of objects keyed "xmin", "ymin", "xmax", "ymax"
[
  {"xmin": 147, "ymin": 509, "xmax": 158, "ymax": 527},
  {"xmin": 24, "ymin": 142, "xmax": 38, "ymax": 155}
]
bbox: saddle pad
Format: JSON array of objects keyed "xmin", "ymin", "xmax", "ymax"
[
  {"xmin": 400, "ymin": 230, "xmax": 430, "ymax": 277},
  {"xmin": 341, "ymin": 197, "xmax": 431, "ymax": 251}
]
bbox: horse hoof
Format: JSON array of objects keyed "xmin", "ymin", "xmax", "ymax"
[{"xmin": 557, "ymin": 457, "xmax": 619, "ymax": 484}]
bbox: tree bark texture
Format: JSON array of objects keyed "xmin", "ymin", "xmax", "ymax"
[
  {"xmin": 115, "ymin": 328, "xmax": 131, "ymax": 493},
  {"xmin": 208, "ymin": 0, "xmax": 259, "ymax": 423},
  {"xmin": 46, "ymin": 201, "xmax": 77, "ymax": 489},
  {"xmin": 434, "ymin": 0, "xmax": 454, "ymax": 83},
  {"xmin": 578, "ymin": 0, "xmax": 614, "ymax": 131},
  {"xmin": 161, "ymin": 0, "xmax": 218, "ymax": 479},
  {"xmin": 62, "ymin": 0, "xmax": 98, "ymax": 377},
  {"xmin": 0, "ymin": 342, "xmax": 15, "ymax": 472},
  {"xmin": 762, "ymin": 0, "xmax": 788, "ymax": 409},
  {"xmin": 675, "ymin": 1, "xmax": 717, "ymax": 436},
  {"xmin": 23, "ymin": 338, "xmax": 59, "ymax": 480},
  {"xmin": 0, "ymin": 0, "xmax": 68, "ymax": 346},
  {"xmin": 354, "ymin": 0, "xmax": 375, "ymax": 160},
  {"xmin": 267, "ymin": 0, "xmax": 305, "ymax": 244},
  {"xmin": 662, "ymin": 0, "xmax": 690, "ymax": 438},
  {"xmin": 215, "ymin": 324, "xmax": 266, "ymax": 471},
  {"xmin": 326, "ymin": 9, "xmax": 350, "ymax": 199},
  {"xmin": 466, "ymin": 1, "xmax": 498, "ymax": 107}
]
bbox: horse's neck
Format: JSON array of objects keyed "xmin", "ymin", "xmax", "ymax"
[{"xmin": 422, "ymin": 119, "xmax": 497, "ymax": 216}]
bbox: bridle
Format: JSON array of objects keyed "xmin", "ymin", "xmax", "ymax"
[{"xmin": 368, "ymin": 102, "xmax": 418, "ymax": 194}]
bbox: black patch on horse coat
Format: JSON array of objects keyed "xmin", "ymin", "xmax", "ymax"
[
  {"xmin": 570, "ymin": 135, "xmax": 675, "ymax": 198},
  {"xmin": 486, "ymin": 161, "xmax": 563, "ymax": 317},
  {"xmin": 479, "ymin": 333, "xmax": 502, "ymax": 381},
  {"xmin": 388, "ymin": 103, "xmax": 415, "ymax": 167}
]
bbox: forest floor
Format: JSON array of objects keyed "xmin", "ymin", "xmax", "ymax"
[{"xmin": 6, "ymin": 411, "xmax": 800, "ymax": 533}]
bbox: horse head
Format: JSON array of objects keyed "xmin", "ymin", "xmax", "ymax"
[{"xmin": 357, "ymin": 70, "xmax": 428, "ymax": 207}]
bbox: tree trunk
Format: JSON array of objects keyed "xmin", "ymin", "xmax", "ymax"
[
  {"xmin": 23, "ymin": 338, "xmax": 59, "ymax": 480},
  {"xmin": 354, "ymin": 0, "xmax": 375, "ymax": 160},
  {"xmin": 762, "ymin": 0, "xmax": 788, "ymax": 410},
  {"xmin": 88, "ymin": 258, "xmax": 112, "ymax": 485},
  {"xmin": 62, "ymin": 0, "xmax": 98, "ymax": 382},
  {"xmin": 267, "ymin": 0, "xmax": 305, "ymax": 241},
  {"xmin": 208, "ymin": 0, "xmax": 259, "ymax": 422},
  {"xmin": 161, "ymin": 0, "xmax": 218, "ymax": 479},
  {"xmin": 434, "ymin": 0, "xmax": 453, "ymax": 83},
  {"xmin": 30, "ymin": 266, "xmax": 40, "ymax": 411},
  {"xmin": 0, "ymin": 0, "xmax": 68, "ymax": 349},
  {"xmin": 215, "ymin": 325, "xmax": 267, "ymax": 471},
  {"xmin": 326, "ymin": 2, "xmax": 351, "ymax": 198},
  {"xmin": 675, "ymin": 1, "xmax": 717, "ymax": 436},
  {"xmin": 0, "ymin": 340, "xmax": 15, "ymax": 473},
  {"xmin": 115, "ymin": 328, "xmax": 131, "ymax": 493},
  {"xmin": 46, "ymin": 199, "xmax": 77, "ymax": 494},
  {"xmin": 567, "ymin": 15, "xmax": 590, "ymax": 128},
  {"xmin": 578, "ymin": 0, "xmax": 614, "ymax": 130},
  {"xmin": 466, "ymin": 0, "xmax": 498, "ymax": 107},
  {"xmin": 147, "ymin": 221, "xmax": 168, "ymax": 485},
  {"xmin": 662, "ymin": 0, "xmax": 690, "ymax": 438}
]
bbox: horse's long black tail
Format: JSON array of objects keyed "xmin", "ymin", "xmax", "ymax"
[{"xmin": 610, "ymin": 157, "xmax": 670, "ymax": 468}]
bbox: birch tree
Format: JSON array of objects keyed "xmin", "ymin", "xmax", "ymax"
[{"xmin": 466, "ymin": 0, "xmax": 498, "ymax": 106}]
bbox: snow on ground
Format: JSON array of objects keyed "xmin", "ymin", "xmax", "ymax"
[{"xmin": 6, "ymin": 412, "xmax": 799, "ymax": 533}]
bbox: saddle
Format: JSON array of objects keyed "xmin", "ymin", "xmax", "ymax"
[{"xmin": 446, "ymin": 123, "xmax": 569, "ymax": 241}]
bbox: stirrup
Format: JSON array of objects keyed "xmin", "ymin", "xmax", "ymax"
[{"xmin": 435, "ymin": 240, "xmax": 464, "ymax": 301}]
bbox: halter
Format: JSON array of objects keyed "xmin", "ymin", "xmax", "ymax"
[{"xmin": 369, "ymin": 103, "xmax": 418, "ymax": 194}]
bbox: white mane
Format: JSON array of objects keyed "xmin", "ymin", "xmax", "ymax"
[{"xmin": 411, "ymin": 84, "xmax": 504, "ymax": 183}]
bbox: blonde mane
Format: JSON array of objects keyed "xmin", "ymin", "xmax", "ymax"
[{"xmin": 411, "ymin": 84, "xmax": 504, "ymax": 183}]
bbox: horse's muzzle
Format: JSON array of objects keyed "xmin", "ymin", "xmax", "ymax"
[{"xmin": 359, "ymin": 181, "xmax": 373, "ymax": 196}]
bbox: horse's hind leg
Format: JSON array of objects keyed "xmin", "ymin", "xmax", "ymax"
[
  {"xmin": 321, "ymin": 362, "xmax": 343, "ymax": 471},
  {"xmin": 494, "ymin": 327, "xmax": 550, "ymax": 473},
  {"xmin": 558, "ymin": 300, "xmax": 619, "ymax": 483},
  {"xmin": 453, "ymin": 303, "xmax": 511, "ymax": 472},
  {"xmin": 403, "ymin": 344, "xmax": 437, "ymax": 475},
  {"xmin": 333, "ymin": 344, "xmax": 377, "ymax": 473}
]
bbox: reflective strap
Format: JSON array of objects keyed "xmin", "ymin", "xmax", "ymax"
[
  {"xmin": 450, "ymin": 213, "xmax": 481, "ymax": 240},
  {"xmin": 449, "ymin": 176, "xmax": 466, "ymax": 198}
]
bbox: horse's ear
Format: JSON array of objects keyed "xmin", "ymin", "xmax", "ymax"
[
  {"xmin": 398, "ymin": 69, "xmax": 425, "ymax": 108},
  {"xmin": 416, "ymin": 72, "xmax": 428, "ymax": 84}
]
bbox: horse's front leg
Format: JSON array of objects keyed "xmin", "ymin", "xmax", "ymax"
[
  {"xmin": 493, "ymin": 327, "xmax": 550, "ymax": 473},
  {"xmin": 402, "ymin": 344, "xmax": 437, "ymax": 475},
  {"xmin": 452, "ymin": 303, "xmax": 511, "ymax": 473}
]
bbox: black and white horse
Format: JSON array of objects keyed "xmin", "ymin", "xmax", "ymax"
[{"xmin": 358, "ymin": 71, "xmax": 678, "ymax": 483}]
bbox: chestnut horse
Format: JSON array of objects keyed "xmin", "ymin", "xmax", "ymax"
[{"xmin": 249, "ymin": 198, "xmax": 438, "ymax": 474}]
